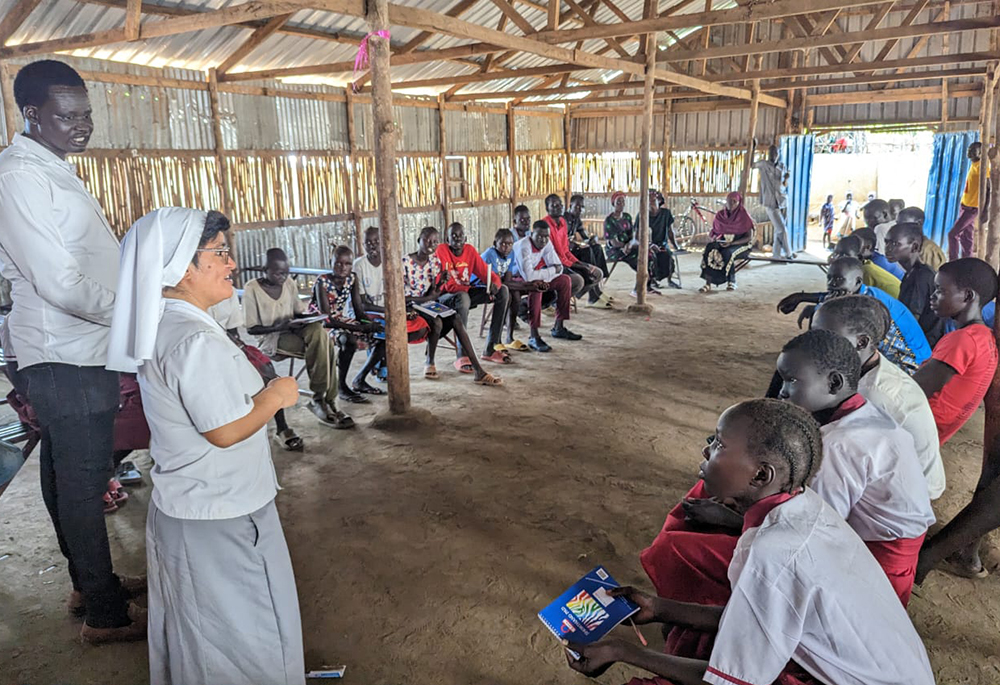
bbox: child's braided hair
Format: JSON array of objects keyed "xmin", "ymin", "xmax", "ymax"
[{"xmin": 728, "ymin": 399, "xmax": 824, "ymax": 492}]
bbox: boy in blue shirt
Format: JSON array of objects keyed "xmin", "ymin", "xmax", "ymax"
[
  {"xmin": 480, "ymin": 228, "xmax": 532, "ymax": 352},
  {"xmin": 776, "ymin": 256, "xmax": 931, "ymax": 374}
]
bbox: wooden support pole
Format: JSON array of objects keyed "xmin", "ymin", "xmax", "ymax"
[
  {"xmin": 366, "ymin": 0, "xmax": 411, "ymax": 416},
  {"xmin": 0, "ymin": 61, "xmax": 19, "ymax": 143},
  {"xmin": 207, "ymin": 68, "xmax": 233, "ymax": 220},
  {"xmin": 564, "ymin": 105, "xmax": 572, "ymax": 201},
  {"xmin": 438, "ymin": 95, "xmax": 451, "ymax": 228},
  {"xmin": 345, "ymin": 87, "xmax": 364, "ymax": 251},
  {"xmin": 207, "ymin": 68, "xmax": 238, "ymax": 281},
  {"xmin": 977, "ymin": 69, "xmax": 993, "ymax": 259},
  {"xmin": 125, "ymin": 0, "xmax": 143, "ymax": 41},
  {"xmin": 941, "ymin": 79, "xmax": 950, "ymax": 131},
  {"xmin": 739, "ymin": 79, "xmax": 760, "ymax": 198},
  {"xmin": 507, "ymin": 102, "xmax": 518, "ymax": 217},
  {"xmin": 628, "ymin": 33, "xmax": 656, "ymax": 314},
  {"xmin": 983, "ymin": 72, "xmax": 1000, "ymax": 267},
  {"xmin": 661, "ymin": 98, "xmax": 672, "ymax": 195}
]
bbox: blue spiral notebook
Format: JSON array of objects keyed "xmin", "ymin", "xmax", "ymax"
[{"xmin": 537, "ymin": 566, "xmax": 639, "ymax": 655}]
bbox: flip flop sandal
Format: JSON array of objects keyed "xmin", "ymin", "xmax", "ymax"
[
  {"xmin": 328, "ymin": 410, "xmax": 356, "ymax": 429},
  {"xmin": 699, "ymin": 284, "xmax": 712, "ymax": 293},
  {"xmin": 339, "ymin": 391, "xmax": 370, "ymax": 404},
  {"xmin": 504, "ymin": 339, "xmax": 531, "ymax": 352},
  {"xmin": 424, "ymin": 364, "xmax": 440, "ymax": 379},
  {"xmin": 278, "ymin": 429, "xmax": 304, "ymax": 452},
  {"xmin": 481, "ymin": 350, "xmax": 513, "ymax": 364},
  {"xmin": 102, "ymin": 491, "xmax": 118, "ymax": 514},
  {"xmin": 115, "ymin": 461, "xmax": 143, "ymax": 485},
  {"xmin": 474, "ymin": 372, "xmax": 503, "ymax": 386},
  {"xmin": 453, "ymin": 357, "xmax": 475, "ymax": 374},
  {"xmin": 353, "ymin": 382, "xmax": 386, "ymax": 395},
  {"xmin": 492, "ymin": 343, "xmax": 507, "ymax": 352},
  {"xmin": 940, "ymin": 558, "xmax": 990, "ymax": 579}
]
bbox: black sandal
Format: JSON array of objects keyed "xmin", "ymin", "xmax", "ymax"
[
  {"xmin": 339, "ymin": 389, "xmax": 370, "ymax": 404},
  {"xmin": 278, "ymin": 428, "xmax": 304, "ymax": 452},
  {"xmin": 352, "ymin": 381, "xmax": 386, "ymax": 396}
]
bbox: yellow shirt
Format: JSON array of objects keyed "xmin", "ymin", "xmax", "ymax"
[
  {"xmin": 862, "ymin": 260, "xmax": 901, "ymax": 298},
  {"xmin": 920, "ymin": 239, "xmax": 947, "ymax": 271},
  {"xmin": 962, "ymin": 160, "xmax": 981, "ymax": 207}
]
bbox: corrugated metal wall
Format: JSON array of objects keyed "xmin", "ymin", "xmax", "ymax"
[
  {"xmin": 515, "ymin": 112, "xmax": 563, "ymax": 151},
  {"xmin": 444, "ymin": 109, "xmax": 507, "ymax": 153},
  {"xmin": 571, "ymin": 109, "xmax": 783, "ymax": 150},
  {"xmin": 354, "ymin": 102, "xmax": 439, "ymax": 153},
  {"xmin": 218, "ymin": 92, "xmax": 349, "ymax": 151}
]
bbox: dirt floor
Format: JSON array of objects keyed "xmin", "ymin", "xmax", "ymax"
[{"xmin": 2, "ymin": 249, "xmax": 999, "ymax": 685}]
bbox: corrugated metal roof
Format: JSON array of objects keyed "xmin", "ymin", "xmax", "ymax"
[{"xmin": 1, "ymin": 0, "xmax": 995, "ymax": 100}]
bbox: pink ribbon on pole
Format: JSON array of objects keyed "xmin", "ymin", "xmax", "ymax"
[{"xmin": 353, "ymin": 29, "xmax": 391, "ymax": 88}]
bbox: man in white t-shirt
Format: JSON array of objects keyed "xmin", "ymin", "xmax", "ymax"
[{"xmin": 354, "ymin": 225, "xmax": 385, "ymax": 309}]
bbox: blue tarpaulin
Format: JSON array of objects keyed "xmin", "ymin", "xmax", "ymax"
[
  {"xmin": 779, "ymin": 134, "xmax": 815, "ymax": 252},
  {"xmin": 923, "ymin": 130, "xmax": 978, "ymax": 246}
]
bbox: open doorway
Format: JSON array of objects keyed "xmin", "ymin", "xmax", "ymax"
[{"xmin": 806, "ymin": 129, "xmax": 935, "ymax": 246}]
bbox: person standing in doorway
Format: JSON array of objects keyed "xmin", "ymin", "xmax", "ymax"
[
  {"xmin": 947, "ymin": 141, "xmax": 989, "ymax": 261},
  {"xmin": 0, "ymin": 60, "xmax": 145, "ymax": 643},
  {"xmin": 751, "ymin": 141, "xmax": 794, "ymax": 259},
  {"xmin": 839, "ymin": 192, "xmax": 859, "ymax": 237}
]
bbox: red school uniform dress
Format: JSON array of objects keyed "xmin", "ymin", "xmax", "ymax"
[
  {"xmin": 433, "ymin": 243, "xmax": 500, "ymax": 293},
  {"xmin": 928, "ymin": 323, "xmax": 998, "ymax": 445}
]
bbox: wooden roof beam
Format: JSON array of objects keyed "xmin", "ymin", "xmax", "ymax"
[
  {"xmin": 488, "ymin": 0, "xmax": 537, "ymax": 34},
  {"xmin": 377, "ymin": 63, "xmax": 579, "ymax": 90},
  {"xmin": 535, "ymin": 0, "xmax": 885, "ymax": 43},
  {"xmin": 216, "ymin": 13, "xmax": 292, "ymax": 74},
  {"xmin": 709, "ymin": 50, "xmax": 997, "ymax": 82},
  {"xmin": 839, "ymin": 1, "xmax": 897, "ymax": 64},
  {"xmin": 763, "ymin": 66, "xmax": 984, "ymax": 91},
  {"xmin": 663, "ymin": 15, "xmax": 1000, "ymax": 62},
  {"xmin": 396, "ymin": 0, "xmax": 482, "ymax": 53},
  {"xmin": 221, "ymin": 43, "xmax": 504, "ymax": 83},
  {"xmin": 806, "ymin": 82, "xmax": 979, "ymax": 106},
  {"xmin": 870, "ymin": 0, "xmax": 931, "ymax": 63},
  {"xmin": 0, "ymin": 0, "xmax": 43, "ymax": 45}
]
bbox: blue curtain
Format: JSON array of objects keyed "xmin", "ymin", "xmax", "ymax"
[
  {"xmin": 924, "ymin": 130, "xmax": 978, "ymax": 246},
  {"xmin": 779, "ymin": 134, "xmax": 815, "ymax": 252}
]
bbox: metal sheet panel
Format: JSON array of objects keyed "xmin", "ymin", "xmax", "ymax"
[
  {"xmin": 444, "ymin": 109, "xmax": 507, "ymax": 152},
  {"xmin": 515, "ymin": 112, "xmax": 563, "ymax": 151},
  {"xmin": 450, "ymin": 203, "xmax": 509, "ymax": 251},
  {"xmin": 353, "ymin": 102, "xmax": 439, "ymax": 152}
]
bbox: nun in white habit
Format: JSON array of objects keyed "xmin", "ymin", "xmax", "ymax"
[{"xmin": 107, "ymin": 207, "xmax": 305, "ymax": 685}]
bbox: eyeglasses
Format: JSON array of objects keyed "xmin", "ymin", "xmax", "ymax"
[{"xmin": 195, "ymin": 247, "xmax": 231, "ymax": 259}]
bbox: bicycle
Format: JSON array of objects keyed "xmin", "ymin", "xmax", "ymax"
[{"xmin": 672, "ymin": 197, "xmax": 723, "ymax": 248}]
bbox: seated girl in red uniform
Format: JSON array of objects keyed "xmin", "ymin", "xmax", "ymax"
[{"xmin": 564, "ymin": 399, "xmax": 935, "ymax": 685}]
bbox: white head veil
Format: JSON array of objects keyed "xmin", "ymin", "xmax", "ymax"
[{"xmin": 107, "ymin": 207, "xmax": 208, "ymax": 373}]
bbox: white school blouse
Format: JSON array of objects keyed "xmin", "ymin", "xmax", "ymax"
[
  {"xmin": 353, "ymin": 256, "xmax": 385, "ymax": 307},
  {"xmin": 858, "ymin": 355, "xmax": 945, "ymax": 499},
  {"xmin": 704, "ymin": 489, "xmax": 935, "ymax": 685},
  {"xmin": 0, "ymin": 134, "xmax": 120, "ymax": 369},
  {"xmin": 138, "ymin": 298, "xmax": 279, "ymax": 520},
  {"xmin": 813, "ymin": 400, "xmax": 935, "ymax": 541}
]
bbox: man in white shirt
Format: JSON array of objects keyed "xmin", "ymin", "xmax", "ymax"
[
  {"xmin": 0, "ymin": 60, "xmax": 144, "ymax": 643},
  {"xmin": 750, "ymin": 142, "xmax": 794, "ymax": 259},
  {"xmin": 813, "ymin": 295, "xmax": 945, "ymax": 498},
  {"xmin": 354, "ymin": 225, "xmax": 385, "ymax": 309},
  {"xmin": 511, "ymin": 220, "xmax": 580, "ymax": 352}
]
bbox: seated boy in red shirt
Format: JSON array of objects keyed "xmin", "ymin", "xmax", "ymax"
[
  {"xmin": 915, "ymin": 257, "xmax": 999, "ymax": 581},
  {"xmin": 434, "ymin": 222, "xmax": 510, "ymax": 370}
]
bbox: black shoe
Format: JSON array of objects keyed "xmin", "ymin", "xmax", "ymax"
[
  {"xmin": 309, "ymin": 399, "xmax": 356, "ymax": 428},
  {"xmin": 551, "ymin": 327, "xmax": 582, "ymax": 341},
  {"xmin": 337, "ymin": 389, "xmax": 369, "ymax": 404},
  {"xmin": 528, "ymin": 337, "xmax": 552, "ymax": 352},
  {"xmin": 667, "ymin": 280, "xmax": 682, "ymax": 290}
]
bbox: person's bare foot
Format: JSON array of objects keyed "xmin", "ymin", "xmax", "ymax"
[
  {"xmin": 940, "ymin": 550, "xmax": 989, "ymax": 579},
  {"xmin": 80, "ymin": 603, "xmax": 147, "ymax": 645}
]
